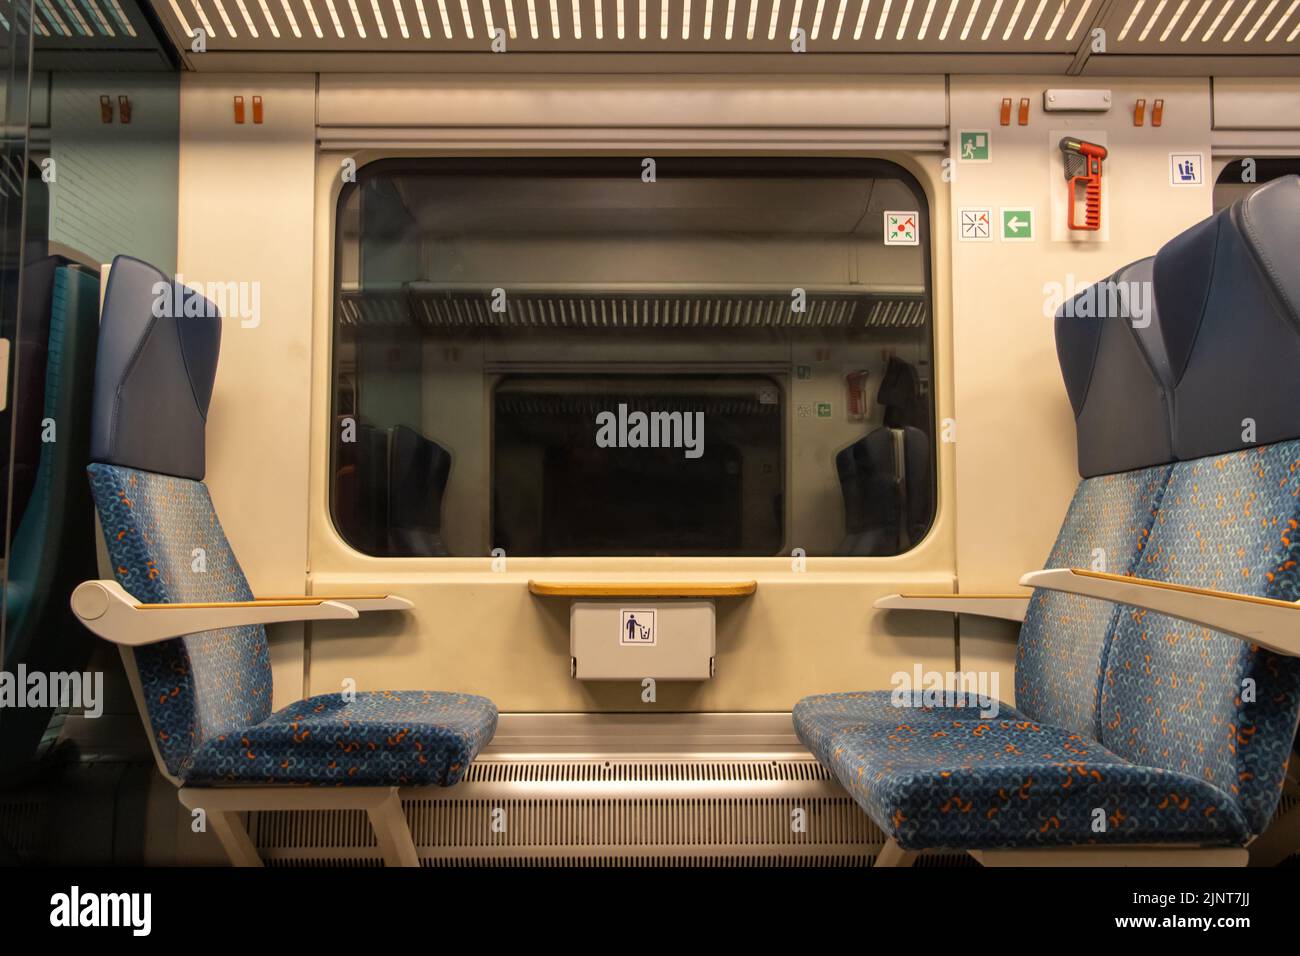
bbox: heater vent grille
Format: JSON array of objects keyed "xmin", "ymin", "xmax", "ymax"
[
  {"xmin": 0, "ymin": 799, "xmax": 47, "ymax": 856},
  {"xmin": 248, "ymin": 757, "xmax": 905, "ymax": 865},
  {"xmin": 460, "ymin": 759, "xmax": 837, "ymax": 782}
]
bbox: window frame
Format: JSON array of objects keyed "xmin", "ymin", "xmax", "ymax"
[{"xmin": 326, "ymin": 154, "xmax": 940, "ymax": 561}]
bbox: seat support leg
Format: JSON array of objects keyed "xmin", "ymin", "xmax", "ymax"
[
  {"xmin": 367, "ymin": 789, "xmax": 420, "ymax": 867},
  {"xmin": 207, "ymin": 810, "xmax": 264, "ymax": 867},
  {"xmin": 876, "ymin": 838, "xmax": 917, "ymax": 867}
]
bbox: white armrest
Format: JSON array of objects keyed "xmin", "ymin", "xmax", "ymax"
[
  {"xmin": 874, "ymin": 593, "xmax": 1030, "ymax": 623},
  {"xmin": 71, "ymin": 580, "xmax": 360, "ymax": 646},
  {"xmin": 1020, "ymin": 568, "xmax": 1300, "ymax": 658}
]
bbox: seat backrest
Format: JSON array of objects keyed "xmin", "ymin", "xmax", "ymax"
[
  {"xmin": 834, "ymin": 439, "xmax": 867, "ymax": 553},
  {"xmin": 835, "ymin": 428, "xmax": 898, "ymax": 556},
  {"xmin": 354, "ymin": 422, "xmax": 391, "ymax": 554},
  {"xmin": 1016, "ymin": 256, "xmax": 1177, "ymax": 739},
  {"xmin": 1016, "ymin": 465, "xmax": 1171, "ymax": 738},
  {"xmin": 1156, "ymin": 175, "xmax": 1300, "ymax": 460},
  {"xmin": 835, "ymin": 356, "xmax": 934, "ymax": 556},
  {"xmin": 1, "ymin": 255, "xmax": 71, "ymax": 542},
  {"xmin": 0, "ymin": 263, "xmax": 101, "ymax": 774},
  {"xmin": 388, "ymin": 424, "xmax": 452, "ymax": 556},
  {"xmin": 87, "ymin": 256, "xmax": 271, "ymax": 782},
  {"xmin": 898, "ymin": 425, "xmax": 932, "ymax": 548},
  {"xmin": 1098, "ymin": 176, "xmax": 1300, "ymax": 836},
  {"xmin": 6, "ymin": 264, "xmax": 101, "ymax": 645},
  {"xmin": 877, "ymin": 355, "xmax": 929, "ymax": 433}
]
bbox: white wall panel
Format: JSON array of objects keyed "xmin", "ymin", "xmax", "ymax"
[{"xmin": 178, "ymin": 73, "xmax": 319, "ymax": 706}]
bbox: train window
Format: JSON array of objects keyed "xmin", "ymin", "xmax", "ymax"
[
  {"xmin": 330, "ymin": 158, "xmax": 936, "ymax": 558},
  {"xmin": 1214, "ymin": 158, "xmax": 1300, "ymax": 211}
]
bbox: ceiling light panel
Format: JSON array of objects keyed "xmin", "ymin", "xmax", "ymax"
[
  {"xmin": 149, "ymin": 0, "xmax": 1113, "ymax": 49},
  {"xmin": 1098, "ymin": 0, "xmax": 1298, "ymax": 50}
]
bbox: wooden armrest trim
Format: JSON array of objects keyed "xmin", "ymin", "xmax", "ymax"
[
  {"xmin": 254, "ymin": 594, "xmax": 390, "ymax": 602},
  {"xmin": 252, "ymin": 594, "xmax": 414, "ymax": 611},
  {"xmin": 895, "ymin": 592, "xmax": 1029, "ymax": 600},
  {"xmin": 139, "ymin": 598, "xmax": 331, "ymax": 609},
  {"xmin": 528, "ymin": 580, "xmax": 757, "ymax": 598},
  {"xmin": 1069, "ymin": 569, "xmax": 1300, "ymax": 611}
]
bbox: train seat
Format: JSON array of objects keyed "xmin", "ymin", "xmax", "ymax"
[
  {"xmin": 386, "ymin": 424, "xmax": 453, "ymax": 557},
  {"xmin": 334, "ymin": 423, "xmax": 452, "ymax": 556},
  {"xmin": 797, "ymin": 695, "xmax": 1247, "ymax": 851},
  {"xmin": 72, "ymin": 256, "xmax": 497, "ymax": 864},
  {"xmin": 794, "ymin": 175, "xmax": 1300, "ymax": 865},
  {"xmin": 3, "ymin": 256, "xmax": 67, "ymax": 538},
  {"xmin": 835, "ymin": 429, "xmax": 898, "ymax": 556},
  {"xmin": 1096, "ymin": 175, "xmax": 1300, "ymax": 854},
  {"xmin": 0, "ymin": 259, "xmax": 100, "ymax": 776},
  {"xmin": 835, "ymin": 357, "xmax": 932, "ymax": 556}
]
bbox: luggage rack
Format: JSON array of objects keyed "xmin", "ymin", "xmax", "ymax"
[{"xmin": 336, "ymin": 285, "xmax": 929, "ymax": 331}]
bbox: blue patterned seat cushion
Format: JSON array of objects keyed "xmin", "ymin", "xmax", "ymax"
[
  {"xmin": 1100, "ymin": 442, "xmax": 1300, "ymax": 836},
  {"xmin": 89, "ymin": 463, "xmax": 273, "ymax": 778},
  {"xmin": 793, "ymin": 690, "xmax": 1033, "ymax": 763},
  {"xmin": 793, "ymin": 691, "xmax": 1248, "ymax": 850},
  {"xmin": 185, "ymin": 690, "xmax": 498, "ymax": 786},
  {"xmin": 1016, "ymin": 466, "xmax": 1170, "ymax": 739}
]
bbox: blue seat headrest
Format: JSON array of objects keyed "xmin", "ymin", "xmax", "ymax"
[
  {"xmin": 90, "ymin": 256, "xmax": 222, "ymax": 481},
  {"xmin": 1055, "ymin": 256, "xmax": 1176, "ymax": 477},
  {"xmin": 1152, "ymin": 174, "xmax": 1300, "ymax": 459}
]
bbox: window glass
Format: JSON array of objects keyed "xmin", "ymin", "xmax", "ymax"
[{"xmin": 331, "ymin": 158, "xmax": 936, "ymax": 557}]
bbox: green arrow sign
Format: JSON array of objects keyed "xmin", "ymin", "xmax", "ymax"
[{"xmin": 1000, "ymin": 207, "xmax": 1034, "ymax": 242}]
